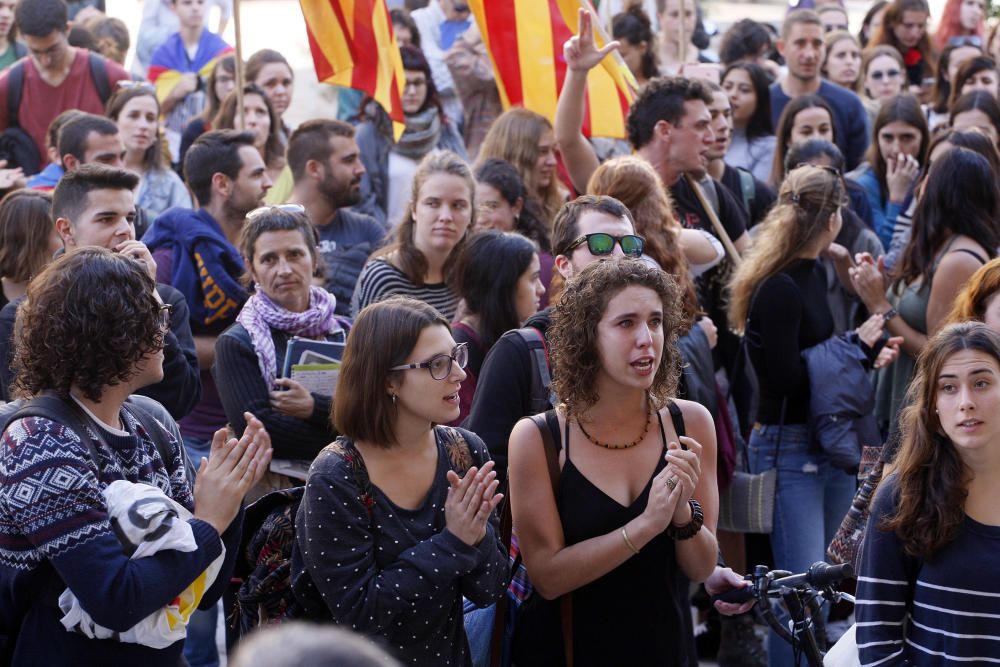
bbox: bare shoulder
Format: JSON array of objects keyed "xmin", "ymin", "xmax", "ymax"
[{"xmin": 668, "ymin": 398, "xmax": 714, "ymax": 434}]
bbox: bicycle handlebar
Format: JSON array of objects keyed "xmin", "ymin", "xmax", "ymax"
[{"xmin": 710, "ymin": 562, "xmax": 854, "ymax": 605}]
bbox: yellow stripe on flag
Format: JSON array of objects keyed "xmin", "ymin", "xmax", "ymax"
[
  {"xmin": 299, "ymin": 0, "xmax": 354, "ymax": 75},
  {"xmin": 468, "ymin": 0, "xmax": 512, "ymax": 109},
  {"xmin": 514, "ymin": 0, "xmax": 557, "ymax": 119}
]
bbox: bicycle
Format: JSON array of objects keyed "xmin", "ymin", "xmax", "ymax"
[{"xmin": 712, "ymin": 561, "xmax": 856, "ymax": 667}]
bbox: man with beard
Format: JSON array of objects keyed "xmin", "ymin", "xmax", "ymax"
[{"xmin": 287, "ymin": 119, "xmax": 385, "ymax": 316}]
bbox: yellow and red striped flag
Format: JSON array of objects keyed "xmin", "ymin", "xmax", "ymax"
[
  {"xmin": 298, "ymin": 0, "xmax": 405, "ymax": 137},
  {"xmin": 469, "ymin": 0, "xmax": 637, "ymax": 139}
]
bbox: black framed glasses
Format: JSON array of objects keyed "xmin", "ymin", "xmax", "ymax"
[
  {"xmin": 391, "ymin": 343, "xmax": 469, "ymax": 380},
  {"xmin": 246, "ymin": 204, "xmax": 306, "ymax": 222},
  {"xmin": 563, "ymin": 233, "xmax": 645, "ymax": 257}
]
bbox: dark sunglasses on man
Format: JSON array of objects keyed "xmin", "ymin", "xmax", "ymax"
[{"xmin": 561, "ymin": 233, "xmax": 645, "ymax": 258}]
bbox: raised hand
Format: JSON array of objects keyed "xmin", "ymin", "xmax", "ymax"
[
  {"xmin": 886, "ymin": 153, "xmax": 919, "ymax": 203},
  {"xmin": 848, "ymin": 254, "xmax": 890, "ymax": 313},
  {"xmin": 563, "ymin": 8, "xmax": 620, "ymax": 73},
  {"xmin": 445, "ymin": 460, "xmax": 503, "ymax": 546}
]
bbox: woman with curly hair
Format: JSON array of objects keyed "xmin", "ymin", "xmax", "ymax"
[
  {"xmin": 612, "ymin": 5, "xmax": 659, "ymax": 88},
  {"xmin": 0, "ymin": 247, "xmax": 271, "ymax": 665},
  {"xmin": 507, "ymin": 257, "xmax": 719, "ymax": 666},
  {"xmin": 857, "ymin": 321, "xmax": 1000, "ymax": 665}
]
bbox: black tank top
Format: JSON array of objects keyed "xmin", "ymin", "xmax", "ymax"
[{"xmin": 517, "ymin": 403, "xmax": 698, "ymax": 667}]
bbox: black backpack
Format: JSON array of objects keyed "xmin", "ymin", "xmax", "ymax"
[
  {"xmin": 509, "ymin": 327, "xmax": 555, "ymax": 414},
  {"xmin": 1, "ymin": 52, "xmax": 113, "ymax": 174},
  {"xmin": 232, "ymin": 427, "xmax": 475, "ymax": 636}
]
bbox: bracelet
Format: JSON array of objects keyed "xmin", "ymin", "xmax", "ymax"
[
  {"xmin": 621, "ymin": 526, "xmax": 640, "ymax": 555},
  {"xmin": 667, "ymin": 499, "xmax": 704, "ymax": 541},
  {"xmin": 881, "ymin": 307, "xmax": 898, "ymax": 323}
]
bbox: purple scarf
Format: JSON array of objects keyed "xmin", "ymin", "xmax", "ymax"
[{"xmin": 237, "ymin": 286, "xmax": 342, "ymax": 388}]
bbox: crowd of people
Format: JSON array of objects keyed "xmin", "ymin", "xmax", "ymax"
[{"xmin": 0, "ymin": 0, "xmax": 998, "ymax": 665}]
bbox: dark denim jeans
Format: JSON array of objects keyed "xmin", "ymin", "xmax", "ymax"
[
  {"xmin": 182, "ymin": 435, "xmax": 219, "ymax": 667},
  {"xmin": 748, "ymin": 423, "xmax": 856, "ymax": 667}
]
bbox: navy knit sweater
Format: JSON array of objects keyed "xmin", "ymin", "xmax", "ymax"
[{"xmin": 0, "ymin": 408, "xmax": 242, "ymax": 666}]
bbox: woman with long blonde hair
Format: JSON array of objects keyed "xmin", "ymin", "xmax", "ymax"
[
  {"xmin": 728, "ymin": 165, "xmax": 888, "ymax": 667},
  {"xmin": 477, "ymin": 108, "xmax": 566, "ymax": 225}
]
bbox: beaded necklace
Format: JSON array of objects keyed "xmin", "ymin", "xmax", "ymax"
[{"xmin": 576, "ymin": 394, "xmax": 654, "ymax": 450}]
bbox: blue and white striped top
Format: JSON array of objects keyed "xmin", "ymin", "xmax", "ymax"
[{"xmin": 856, "ymin": 475, "xmax": 1000, "ymax": 665}]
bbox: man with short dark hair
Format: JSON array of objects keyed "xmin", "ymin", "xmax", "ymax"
[
  {"xmin": 769, "ymin": 9, "xmax": 869, "ymax": 169},
  {"xmin": 57, "ymin": 113, "xmax": 125, "ymax": 172},
  {"xmin": 0, "ymin": 164, "xmax": 200, "ymax": 420},
  {"xmin": 286, "ymin": 119, "xmax": 385, "ymax": 316},
  {"xmin": 0, "ymin": 0, "xmax": 129, "ymax": 167},
  {"xmin": 143, "ymin": 129, "xmax": 271, "ymax": 461}
]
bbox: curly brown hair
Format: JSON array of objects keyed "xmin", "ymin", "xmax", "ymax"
[
  {"xmin": 882, "ymin": 321, "xmax": 999, "ymax": 558},
  {"xmin": 13, "ymin": 247, "xmax": 165, "ymax": 402},
  {"xmin": 548, "ymin": 258, "xmax": 683, "ymax": 417}
]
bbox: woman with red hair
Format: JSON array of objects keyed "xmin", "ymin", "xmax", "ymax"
[{"xmin": 933, "ymin": 0, "xmax": 986, "ymax": 52}]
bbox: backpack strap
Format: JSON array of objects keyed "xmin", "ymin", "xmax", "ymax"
[
  {"xmin": 87, "ymin": 52, "xmax": 112, "ymax": 104},
  {"xmin": 6, "ymin": 393, "xmax": 106, "ymax": 476},
  {"xmin": 513, "ymin": 327, "xmax": 554, "ymax": 413},
  {"xmin": 6, "ymin": 61, "xmax": 24, "ymax": 131}
]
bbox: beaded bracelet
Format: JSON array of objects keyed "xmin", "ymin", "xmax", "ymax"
[{"xmin": 667, "ymin": 499, "xmax": 704, "ymax": 541}]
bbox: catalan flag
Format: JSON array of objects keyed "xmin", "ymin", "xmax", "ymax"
[
  {"xmin": 469, "ymin": 0, "xmax": 636, "ymax": 139},
  {"xmin": 299, "ymin": 0, "xmax": 405, "ymax": 136}
]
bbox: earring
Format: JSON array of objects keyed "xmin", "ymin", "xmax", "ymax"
[{"xmin": 391, "ymin": 394, "xmax": 397, "ymax": 405}]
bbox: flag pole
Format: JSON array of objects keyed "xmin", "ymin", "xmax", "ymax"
[
  {"xmin": 677, "ymin": 0, "xmax": 687, "ymax": 66},
  {"xmin": 233, "ymin": 0, "xmax": 246, "ymax": 129}
]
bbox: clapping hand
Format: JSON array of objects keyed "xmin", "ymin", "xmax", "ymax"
[
  {"xmin": 445, "ymin": 460, "xmax": 503, "ymax": 546},
  {"xmin": 848, "ymin": 253, "xmax": 890, "ymax": 313},
  {"xmin": 193, "ymin": 413, "xmax": 273, "ymax": 534}
]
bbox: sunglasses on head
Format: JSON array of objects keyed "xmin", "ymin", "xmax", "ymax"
[
  {"xmin": 563, "ymin": 233, "xmax": 645, "ymax": 257},
  {"xmin": 870, "ymin": 69, "xmax": 901, "ymax": 81},
  {"xmin": 246, "ymin": 204, "xmax": 306, "ymax": 222}
]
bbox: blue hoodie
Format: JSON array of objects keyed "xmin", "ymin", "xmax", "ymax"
[{"xmin": 143, "ymin": 207, "xmax": 246, "ymax": 335}]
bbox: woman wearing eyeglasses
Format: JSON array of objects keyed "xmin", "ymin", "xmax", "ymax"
[
  {"xmin": 292, "ymin": 295, "xmax": 508, "ymax": 666},
  {"xmin": 729, "ymin": 166, "xmax": 894, "ymax": 667},
  {"xmin": 506, "ymin": 257, "xmax": 717, "ymax": 667},
  {"xmin": 213, "ymin": 206, "xmax": 348, "ymax": 462},
  {"xmin": 106, "ymin": 84, "xmax": 192, "ymax": 220},
  {"xmin": 353, "ymin": 150, "xmax": 473, "ymax": 321}
]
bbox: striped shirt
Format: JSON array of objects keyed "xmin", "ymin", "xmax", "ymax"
[
  {"xmin": 351, "ymin": 257, "xmax": 459, "ymax": 320},
  {"xmin": 856, "ymin": 475, "xmax": 1000, "ymax": 666}
]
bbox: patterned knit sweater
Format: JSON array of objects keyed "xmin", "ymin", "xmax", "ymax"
[{"xmin": 0, "ymin": 408, "xmax": 242, "ymax": 666}]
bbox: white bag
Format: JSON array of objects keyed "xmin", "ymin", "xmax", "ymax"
[
  {"xmin": 58, "ymin": 480, "xmax": 225, "ymax": 649},
  {"xmin": 823, "ymin": 624, "xmax": 860, "ymax": 667}
]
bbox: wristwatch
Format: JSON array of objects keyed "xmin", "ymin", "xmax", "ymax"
[{"xmin": 880, "ymin": 308, "xmax": 898, "ymax": 323}]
